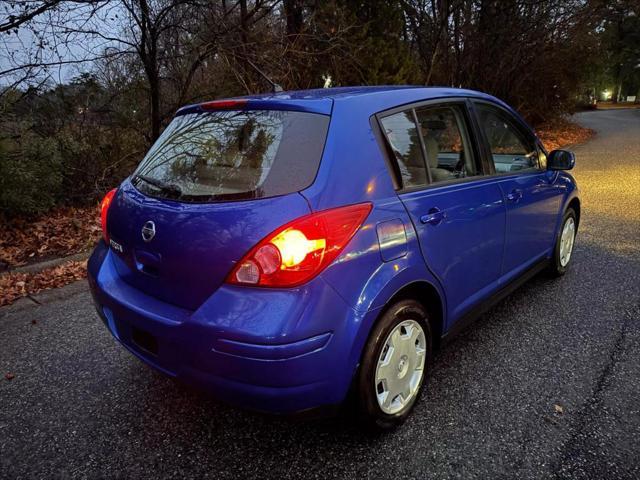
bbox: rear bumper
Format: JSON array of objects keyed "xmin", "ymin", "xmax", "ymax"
[{"xmin": 87, "ymin": 241, "xmax": 364, "ymax": 414}]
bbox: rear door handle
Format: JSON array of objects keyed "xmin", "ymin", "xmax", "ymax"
[
  {"xmin": 420, "ymin": 208, "xmax": 446, "ymax": 225},
  {"xmin": 506, "ymin": 189, "xmax": 523, "ymax": 203}
]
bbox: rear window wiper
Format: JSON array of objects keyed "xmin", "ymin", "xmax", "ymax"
[{"xmin": 133, "ymin": 174, "xmax": 183, "ymax": 197}]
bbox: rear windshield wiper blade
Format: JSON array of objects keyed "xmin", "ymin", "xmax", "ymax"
[{"xmin": 133, "ymin": 174, "xmax": 183, "ymax": 197}]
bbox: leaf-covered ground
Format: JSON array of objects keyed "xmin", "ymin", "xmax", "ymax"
[
  {"xmin": 0, "ymin": 207, "xmax": 101, "ymax": 270},
  {"xmin": 0, "ymin": 207, "xmax": 99, "ymax": 306},
  {"xmin": 0, "ymin": 260, "xmax": 87, "ymax": 307},
  {"xmin": 537, "ymin": 118, "xmax": 595, "ymax": 152}
]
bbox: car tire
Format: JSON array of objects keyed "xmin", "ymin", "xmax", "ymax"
[
  {"xmin": 356, "ymin": 299, "xmax": 432, "ymax": 431},
  {"xmin": 549, "ymin": 208, "xmax": 577, "ymax": 277}
]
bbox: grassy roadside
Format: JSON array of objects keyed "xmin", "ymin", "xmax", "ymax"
[{"xmin": 0, "ymin": 119, "xmax": 595, "ymax": 307}]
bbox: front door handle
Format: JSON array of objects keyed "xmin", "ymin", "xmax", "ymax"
[
  {"xmin": 506, "ymin": 189, "xmax": 523, "ymax": 203},
  {"xmin": 420, "ymin": 208, "xmax": 446, "ymax": 225}
]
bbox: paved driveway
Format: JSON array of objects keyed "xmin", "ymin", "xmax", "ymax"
[{"xmin": 1, "ymin": 109, "xmax": 639, "ymax": 479}]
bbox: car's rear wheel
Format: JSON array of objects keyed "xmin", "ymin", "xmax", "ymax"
[
  {"xmin": 549, "ymin": 208, "xmax": 577, "ymax": 277},
  {"xmin": 356, "ymin": 299, "xmax": 432, "ymax": 430}
]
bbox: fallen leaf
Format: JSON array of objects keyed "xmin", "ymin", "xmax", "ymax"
[
  {"xmin": 536, "ymin": 119, "xmax": 595, "ymax": 152},
  {"xmin": 0, "ymin": 206, "xmax": 101, "ymax": 268},
  {"xmin": 0, "ymin": 260, "xmax": 87, "ymax": 306}
]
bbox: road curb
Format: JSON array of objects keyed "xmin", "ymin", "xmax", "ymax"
[
  {"xmin": 0, "ymin": 279, "xmax": 88, "ymax": 318},
  {"xmin": 8, "ymin": 251, "xmax": 91, "ymax": 275}
]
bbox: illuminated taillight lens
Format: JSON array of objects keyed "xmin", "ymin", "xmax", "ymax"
[
  {"xmin": 227, "ymin": 203, "xmax": 372, "ymax": 287},
  {"xmin": 100, "ymin": 188, "xmax": 117, "ymax": 243}
]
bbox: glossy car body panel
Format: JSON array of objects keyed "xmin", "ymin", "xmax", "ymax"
[
  {"xmin": 497, "ymin": 170, "xmax": 564, "ymax": 275},
  {"xmin": 90, "ymin": 241, "xmax": 367, "ymax": 412},
  {"xmin": 399, "ymin": 179, "xmax": 506, "ymax": 326},
  {"xmin": 107, "ymin": 181, "xmax": 311, "ymax": 310},
  {"xmin": 88, "ymin": 86, "xmax": 579, "ymax": 414}
]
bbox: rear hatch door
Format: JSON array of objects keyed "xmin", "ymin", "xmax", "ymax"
[
  {"xmin": 108, "ymin": 185, "xmax": 310, "ymax": 311},
  {"xmin": 106, "ymin": 105, "xmax": 330, "ymax": 310}
]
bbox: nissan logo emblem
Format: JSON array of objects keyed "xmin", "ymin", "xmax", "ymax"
[{"xmin": 141, "ymin": 221, "xmax": 156, "ymax": 242}]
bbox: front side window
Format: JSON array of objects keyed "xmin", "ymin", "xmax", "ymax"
[
  {"xmin": 380, "ymin": 111, "xmax": 428, "ymax": 188},
  {"xmin": 132, "ymin": 110, "xmax": 329, "ymax": 202},
  {"xmin": 415, "ymin": 106, "xmax": 479, "ymax": 183},
  {"xmin": 475, "ymin": 104, "xmax": 538, "ymax": 173}
]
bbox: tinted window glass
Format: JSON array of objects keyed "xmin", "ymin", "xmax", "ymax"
[
  {"xmin": 133, "ymin": 110, "xmax": 329, "ymax": 202},
  {"xmin": 415, "ymin": 106, "xmax": 478, "ymax": 183},
  {"xmin": 380, "ymin": 111, "xmax": 427, "ymax": 188},
  {"xmin": 476, "ymin": 104, "xmax": 538, "ymax": 173}
]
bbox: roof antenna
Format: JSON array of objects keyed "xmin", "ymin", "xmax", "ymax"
[{"xmin": 246, "ymin": 59, "xmax": 283, "ymax": 93}]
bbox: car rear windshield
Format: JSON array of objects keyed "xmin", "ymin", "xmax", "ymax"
[{"xmin": 132, "ymin": 109, "xmax": 330, "ymax": 202}]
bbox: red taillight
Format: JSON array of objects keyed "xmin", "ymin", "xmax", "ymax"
[
  {"xmin": 100, "ymin": 188, "xmax": 117, "ymax": 243},
  {"xmin": 227, "ymin": 203, "xmax": 372, "ymax": 288},
  {"xmin": 200, "ymin": 99, "xmax": 248, "ymax": 110}
]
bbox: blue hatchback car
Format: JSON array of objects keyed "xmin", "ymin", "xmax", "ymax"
[{"xmin": 88, "ymin": 86, "xmax": 579, "ymax": 429}]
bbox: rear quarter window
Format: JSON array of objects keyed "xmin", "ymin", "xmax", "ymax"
[{"xmin": 132, "ymin": 110, "xmax": 330, "ymax": 202}]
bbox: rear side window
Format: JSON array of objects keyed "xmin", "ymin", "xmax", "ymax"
[
  {"xmin": 475, "ymin": 104, "xmax": 538, "ymax": 173},
  {"xmin": 132, "ymin": 110, "xmax": 329, "ymax": 202},
  {"xmin": 379, "ymin": 111, "xmax": 427, "ymax": 188},
  {"xmin": 379, "ymin": 103, "xmax": 479, "ymax": 188},
  {"xmin": 415, "ymin": 106, "xmax": 479, "ymax": 183}
]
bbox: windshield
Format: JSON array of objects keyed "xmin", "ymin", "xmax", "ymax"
[{"xmin": 132, "ymin": 109, "xmax": 329, "ymax": 202}]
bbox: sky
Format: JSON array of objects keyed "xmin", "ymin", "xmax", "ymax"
[{"xmin": 1, "ymin": 2, "xmax": 125, "ymax": 87}]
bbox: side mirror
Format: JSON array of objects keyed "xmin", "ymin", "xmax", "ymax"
[{"xmin": 548, "ymin": 149, "xmax": 575, "ymax": 170}]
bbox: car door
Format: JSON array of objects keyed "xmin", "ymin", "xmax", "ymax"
[
  {"xmin": 473, "ymin": 102, "xmax": 563, "ymax": 278},
  {"xmin": 378, "ymin": 101, "xmax": 506, "ymax": 326}
]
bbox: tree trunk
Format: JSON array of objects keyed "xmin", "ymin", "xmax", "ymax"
[
  {"xmin": 138, "ymin": 0, "xmax": 161, "ymax": 142},
  {"xmin": 239, "ymin": 0, "xmax": 250, "ymax": 91},
  {"xmin": 149, "ymin": 71, "xmax": 161, "ymax": 142},
  {"xmin": 283, "ymin": 0, "xmax": 303, "ymax": 37}
]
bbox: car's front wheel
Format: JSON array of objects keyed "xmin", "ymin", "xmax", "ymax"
[
  {"xmin": 356, "ymin": 299, "xmax": 432, "ymax": 430},
  {"xmin": 549, "ymin": 207, "xmax": 577, "ymax": 276}
]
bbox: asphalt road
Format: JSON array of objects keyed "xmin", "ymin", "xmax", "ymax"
[{"xmin": 1, "ymin": 109, "xmax": 639, "ymax": 480}]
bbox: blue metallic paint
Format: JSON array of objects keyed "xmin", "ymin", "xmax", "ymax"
[
  {"xmin": 106, "ymin": 181, "xmax": 311, "ymax": 311},
  {"xmin": 376, "ymin": 218, "xmax": 408, "ymax": 262},
  {"xmin": 497, "ymin": 169, "xmax": 564, "ymax": 275},
  {"xmin": 88, "ymin": 86, "xmax": 579, "ymax": 414},
  {"xmin": 90, "ymin": 241, "xmax": 366, "ymax": 412},
  {"xmin": 553, "ymin": 173, "xmax": 580, "ymax": 241},
  {"xmin": 399, "ymin": 178, "xmax": 506, "ymax": 326}
]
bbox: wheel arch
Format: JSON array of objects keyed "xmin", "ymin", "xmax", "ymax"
[
  {"xmin": 350, "ymin": 277, "xmax": 446, "ymax": 375},
  {"xmin": 344, "ymin": 278, "xmax": 446, "ymax": 407},
  {"xmin": 552, "ymin": 191, "xmax": 581, "ymax": 248},
  {"xmin": 381, "ymin": 281, "xmax": 445, "ymax": 351},
  {"xmin": 567, "ymin": 196, "xmax": 581, "ymax": 228}
]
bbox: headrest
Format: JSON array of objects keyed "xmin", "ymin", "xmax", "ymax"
[
  {"xmin": 421, "ymin": 120, "xmax": 446, "ymax": 130},
  {"xmin": 424, "ymin": 136, "xmax": 439, "ymax": 168}
]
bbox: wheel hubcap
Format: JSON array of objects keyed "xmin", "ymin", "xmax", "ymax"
[
  {"xmin": 559, "ymin": 217, "xmax": 576, "ymax": 267},
  {"xmin": 375, "ymin": 320, "xmax": 426, "ymax": 415}
]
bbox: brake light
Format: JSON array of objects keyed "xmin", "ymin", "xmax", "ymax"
[
  {"xmin": 200, "ymin": 99, "xmax": 248, "ymax": 110},
  {"xmin": 100, "ymin": 188, "xmax": 117, "ymax": 243},
  {"xmin": 227, "ymin": 203, "xmax": 372, "ymax": 287}
]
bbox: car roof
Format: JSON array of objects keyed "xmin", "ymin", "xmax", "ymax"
[
  {"xmin": 176, "ymin": 86, "xmax": 505, "ymax": 117},
  {"xmin": 236, "ymin": 85, "xmax": 488, "ymax": 101}
]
